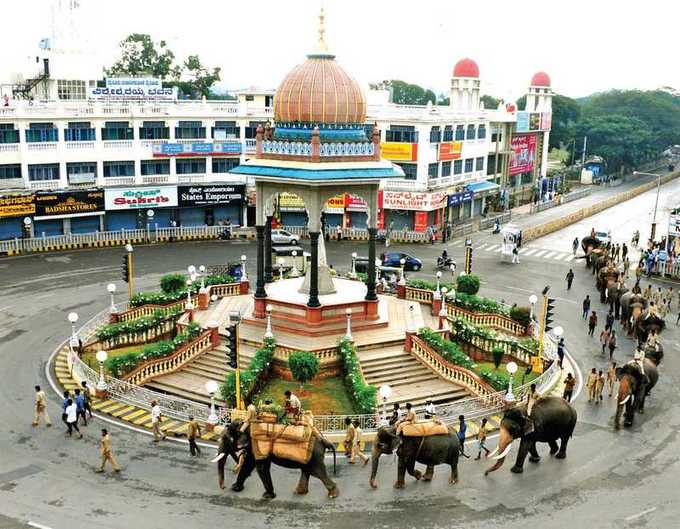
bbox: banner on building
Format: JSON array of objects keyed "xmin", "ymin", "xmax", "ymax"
[
  {"xmin": 323, "ymin": 195, "xmax": 345, "ymax": 214},
  {"xmin": 278, "ymin": 192, "xmax": 306, "ymax": 212},
  {"xmin": 35, "ymin": 190, "xmax": 105, "ymax": 217},
  {"xmin": 529, "ymin": 113, "xmax": 541, "ymax": 131},
  {"xmin": 380, "ymin": 142, "xmax": 418, "ymax": 162},
  {"xmin": 447, "ymin": 190, "xmax": 474, "ymax": 207},
  {"xmin": 0, "ymin": 195, "xmax": 35, "ymax": 218},
  {"xmin": 89, "ymin": 86, "xmax": 178, "ymax": 101},
  {"xmin": 669, "ymin": 214, "xmax": 680, "ymax": 237},
  {"xmin": 178, "ymin": 185, "xmax": 245, "ymax": 207},
  {"xmin": 540, "ymin": 112, "xmax": 552, "ymax": 131},
  {"xmin": 105, "ymin": 186, "xmax": 178, "ymax": 210},
  {"xmin": 509, "ymin": 134, "xmax": 537, "ymax": 176},
  {"xmin": 106, "ymin": 77, "xmax": 162, "ymax": 89},
  {"xmin": 516, "ymin": 111, "xmax": 530, "ymax": 133},
  {"xmin": 345, "ymin": 194, "xmax": 368, "ymax": 211},
  {"xmin": 438, "ymin": 141, "xmax": 463, "ymax": 161},
  {"xmin": 152, "ymin": 142, "xmax": 241, "ymax": 157},
  {"xmin": 382, "ymin": 191, "xmax": 447, "ymax": 211}
]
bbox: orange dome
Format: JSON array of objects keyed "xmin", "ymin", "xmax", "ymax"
[
  {"xmin": 531, "ymin": 71, "xmax": 551, "ymax": 87},
  {"xmin": 453, "ymin": 58, "xmax": 479, "ymax": 78},
  {"xmin": 274, "ymin": 55, "xmax": 366, "ymax": 125}
]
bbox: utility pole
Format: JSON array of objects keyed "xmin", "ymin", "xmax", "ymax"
[{"xmin": 581, "ymin": 136, "xmax": 587, "ymax": 165}]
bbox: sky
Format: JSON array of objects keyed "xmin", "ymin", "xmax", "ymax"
[{"xmin": 0, "ymin": 0, "xmax": 678, "ymax": 100}]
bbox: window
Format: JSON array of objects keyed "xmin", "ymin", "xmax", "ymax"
[
  {"xmin": 65, "ymin": 122, "xmax": 95, "ymax": 142},
  {"xmin": 0, "ymin": 124, "xmax": 19, "ymax": 144},
  {"xmin": 26, "ymin": 123, "xmax": 58, "ymax": 143},
  {"xmin": 176, "ymin": 158, "xmax": 206, "ymax": 175},
  {"xmin": 466, "ymin": 125, "xmax": 476, "ymax": 140},
  {"xmin": 475, "ymin": 157, "xmax": 484, "ymax": 171},
  {"xmin": 212, "ymin": 121, "xmax": 240, "ymax": 139},
  {"xmin": 139, "ymin": 121, "xmax": 169, "ymax": 140},
  {"xmin": 245, "ymin": 121, "xmax": 265, "ymax": 139},
  {"xmin": 455, "ymin": 125, "xmax": 465, "ymax": 141},
  {"xmin": 487, "ymin": 155, "xmax": 497, "ymax": 175},
  {"xmin": 102, "ymin": 121, "xmax": 133, "ymax": 141},
  {"xmin": 141, "ymin": 160, "xmax": 170, "ymax": 176},
  {"xmin": 386, "ymin": 126, "xmax": 418, "ymax": 143},
  {"xmin": 0, "ymin": 164, "xmax": 21, "ymax": 180},
  {"xmin": 28, "ymin": 163, "xmax": 60, "ymax": 181},
  {"xmin": 57, "ymin": 80, "xmax": 86, "ymax": 100},
  {"xmin": 212, "ymin": 158, "xmax": 239, "ymax": 173},
  {"xmin": 464, "ymin": 158, "xmax": 474, "ymax": 173},
  {"xmin": 175, "ymin": 120, "xmax": 206, "ymax": 140},
  {"xmin": 491, "ymin": 132, "xmax": 502, "ymax": 143},
  {"xmin": 429, "ymin": 126, "xmax": 441, "ymax": 143},
  {"xmin": 398, "ymin": 163, "xmax": 418, "ymax": 180},
  {"xmin": 443, "ymin": 125, "xmax": 453, "ymax": 142},
  {"xmin": 428, "ymin": 163, "xmax": 439, "ymax": 178},
  {"xmin": 477, "ymin": 124, "xmax": 486, "ymax": 139},
  {"xmin": 66, "ymin": 162, "xmax": 96, "ymax": 176},
  {"xmin": 103, "ymin": 161, "xmax": 135, "ymax": 178},
  {"xmin": 453, "ymin": 160, "xmax": 463, "ymax": 175},
  {"xmin": 245, "ymin": 95, "xmax": 254, "ymax": 101},
  {"xmin": 441, "ymin": 161, "xmax": 452, "ymax": 177}
]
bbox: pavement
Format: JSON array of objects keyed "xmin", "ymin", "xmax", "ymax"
[{"xmin": 1, "ymin": 173, "xmax": 680, "ymax": 529}]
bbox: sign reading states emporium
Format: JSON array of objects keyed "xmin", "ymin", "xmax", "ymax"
[
  {"xmin": 105, "ymin": 186, "xmax": 178, "ymax": 210},
  {"xmin": 178, "ymin": 185, "xmax": 245, "ymax": 207},
  {"xmin": 35, "ymin": 190, "xmax": 105, "ymax": 217},
  {"xmin": 0, "ymin": 195, "xmax": 35, "ymax": 218}
]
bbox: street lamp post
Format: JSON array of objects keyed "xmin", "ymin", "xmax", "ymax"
[
  {"xmin": 107, "ymin": 283, "xmax": 117, "ymax": 314},
  {"xmin": 240, "ymin": 255, "xmax": 248, "ymax": 282},
  {"xmin": 345, "ymin": 308, "xmax": 353, "ymax": 341},
  {"xmin": 95, "ymin": 350, "xmax": 108, "ymax": 394},
  {"xmin": 505, "ymin": 361, "xmax": 518, "ymax": 402},
  {"xmin": 277, "ymin": 257, "xmax": 285, "ymax": 280},
  {"xmin": 125, "ymin": 244, "xmax": 134, "ymax": 299},
  {"xmin": 264, "ymin": 305, "xmax": 274, "ymax": 340},
  {"xmin": 290, "ymin": 251, "xmax": 300, "ymax": 277},
  {"xmin": 529, "ymin": 294, "xmax": 538, "ymax": 320},
  {"xmin": 206, "ymin": 380, "xmax": 219, "ymax": 427},
  {"xmin": 399, "ymin": 258, "xmax": 406, "ymax": 285},
  {"xmin": 633, "ymin": 171, "xmax": 662, "ymax": 241},
  {"xmin": 379, "ymin": 384, "xmax": 392, "ymax": 424},
  {"xmin": 186, "ymin": 279, "xmax": 194, "ymax": 310},
  {"xmin": 198, "ymin": 265, "xmax": 206, "ymax": 290},
  {"xmin": 350, "ymin": 252, "xmax": 358, "ymax": 279},
  {"xmin": 68, "ymin": 312, "xmax": 79, "ymax": 348},
  {"xmin": 435, "ymin": 271, "xmax": 442, "ymax": 297}
]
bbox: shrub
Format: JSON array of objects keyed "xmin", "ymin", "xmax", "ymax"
[
  {"xmin": 479, "ymin": 367, "xmax": 510, "ymax": 391},
  {"xmin": 130, "ymin": 274, "xmax": 236, "ymax": 307},
  {"xmin": 509, "ymin": 306, "xmax": 531, "ymax": 327},
  {"xmin": 407, "ymin": 278, "xmax": 456, "ymax": 292},
  {"xmin": 418, "ymin": 328, "xmax": 475, "ymax": 370},
  {"xmin": 160, "ymin": 273, "xmax": 187, "ymax": 294},
  {"xmin": 338, "ymin": 338, "xmax": 376, "ymax": 414},
  {"xmin": 288, "ymin": 351, "xmax": 320, "ymax": 389},
  {"xmin": 492, "ymin": 346, "xmax": 505, "ymax": 369},
  {"xmin": 454, "ymin": 292, "xmax": 508, "ymax": 315},
  {"xmin": 221, "ymin": 338, "xmax": 275, "ymax": 407},
  {"xmin": 95, "ymin": 306, "xmax": 183, "ymax": 341},
  {"xmin": 456, "ymin": 274, "xmax": 480, "ymax": 295}
]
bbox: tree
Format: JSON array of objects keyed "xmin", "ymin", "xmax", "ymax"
[
  {"xmin": 480, "ymin": 95, "xmax": 500, "ymax": 110},
  {"xmin": 173, "ymin": 55, "xmax": 221, "ymax": 99},
  {"xmin": 288, "ymin": 351, "xmax": 320, "ymax": 390},
  {"xmin": 370, "ymin": 80, "xmax": 436, "ymax": 105},
  {"xmin": 456, "ymin": 274, "xmax": 480, "ymax": 295},
  {"xmin": 492, "ymin": 346, "xmax": 504, "ymax": 370},
  {"xmin": 106, "ymin": 34, "xmax": 176, "ymax": 80}
]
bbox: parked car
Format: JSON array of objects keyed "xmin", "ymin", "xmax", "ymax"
[
  {"xmin": 380, "ymin": 252, "xmax": 422, "ymax": 271},
  {"xmin": 271, "ymin": 229, "xmax": 299, "ymax": 245},
  {"xmin": 594, "ymin": 230, "xmax": 611, "ymax": 246}
]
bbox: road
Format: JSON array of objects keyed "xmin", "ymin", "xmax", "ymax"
[{"xmin": 0, "ymin": 178, "xmax": 679, "ymax": 529}]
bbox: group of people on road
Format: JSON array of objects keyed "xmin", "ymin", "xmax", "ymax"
[{"xmin": 585, "ymin": 363, "xmax": 618, "ymax": 403}]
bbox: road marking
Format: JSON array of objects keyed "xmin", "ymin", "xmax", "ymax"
[
  {"xmin": 523, "ymin": 249, "xmax": 538, "ymax": 256},
  {"xmin": 485, "ymin": 245, "xmax": 498, "ymax": 252},
  {"xmin": 533, "ymin": 250, "xmax": 547, "ymax": 257},
  {"xmin": 476, "ymin": 244, "xmax": 488, "ymax": 250},
  {"xmin": 518, "ymin": 248, "xmax": 530, "ymax": 254},
  {"xmin": 624, "ymin": 507, "xmax": 657, "ymax": 521},
  {"xmin": 29, "ymin": 522, "xmax": 54, "ymax": 529},
  {"xmin": 563, "ymin": 254, "xmax": 575, "ymax": 261},
  {"xmin": 544, "ymin": 251, "xmax": 557, "ymax": 259},
  {"xmin": 0, "ymin": 305, "xmax": 14, "ymax": 312}
]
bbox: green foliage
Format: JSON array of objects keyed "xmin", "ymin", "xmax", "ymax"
[
  {"xmin": 220, "ymin": 338, "xmax": 276, "ymax": 406},
  {"xmin": 478, "ymin": 367, "xmax": 510, "ymax": 391},
  {"xmin": 480, "ymin": 94, "xmax": 500, "ymax": 110},
  {"xmin": 338, "ymin": 338, "xmax": 377, "ymax": 414},
  {"xmin": 129, "ymin": 274, "xmax": 235, "ymax": 307},
  {"xmin": 160, "ymin": 274, "xmax": 187, "ymax": 294},
  {"xmin": 105, "ymin": 322, "xmax": 201, "ymax": 378},
  {"xmin": 492, "ymin": 346, "xmax": 504, "ymax": 369},
  {"xmin": 456, "ymin": 274, "xmax": 480, "ymax": 295},
  {"xmin": 406, "ymin": 278, "xmax": 456, "ymax": 292},
  {"xmin": 509, "ymin": 306, "xmax": 531, "ymax": 327},
  {"xmin": 449, "ymin": 318, "xmax": 538, "ymax": 355},
  {"xmin": 418, "ymin": 328, "xmax": 475, "ymax": 370},
  {"xmin": 95, "ymin": 306, "xmax": 182, "ymax": 341},
  {"xmin": 288, "ymin": 351, "xmax": 320, "ymax": 388},
  {"xmin": 370, "ymin": 80, "xmax": 436, "ymax": 105},
  {"xmin": 454, "ymin": 292, "xmax": 508, "ymax": 315}
]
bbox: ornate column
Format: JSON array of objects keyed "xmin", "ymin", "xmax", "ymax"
[
  {"xmin": 264, "ymin": 215, "xmax": 273, "ymax": 283},
  {"xmin": 255, "ymin": 225, "xmax": 266, "ymax": 298},
  {"xmin": 307, "ymin": 232, "xmax": 320, "ymax": 307},
  {"xmin": 365, "ymin": 227, "xmax": 378, "ymax": 301}
]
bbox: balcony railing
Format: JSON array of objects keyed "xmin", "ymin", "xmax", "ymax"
[
  {"xmin": 0, "ymin": 144, "xmax": 20, "ymax": 152},
  {"xmin": 177, "ymin": 173, "xmax": 206, "ymax": 183},
  {"xmin": 141, "ymin": 175, "xmax": 170, "ymax": 184},
  {"xmin": 28, "ymin": 179, "xmax": 61, "ymax": 190},
  {"xmin": 65, "ymin": 141, "xmax": 96, "ymax": 149},
  {"xmin": 103, "ymin": 177, "xmax": 136, "ymax": 186},
  {"xmin": 103, "ymin": 140, "xmax": 133, "ymax": 149},
  {"xmin": 27, "ymin": 142, "xmax": 58, "ymax": 151}
]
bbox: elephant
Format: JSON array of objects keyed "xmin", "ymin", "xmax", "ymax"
[
  {"xmin": 634, "ymin": 311, "xmax": 665, "ymax": 344},
  {"xmin": 645, "ymin": 342, "xmax": 664, "ymax": 366},
  {"xmin": 369, "ymin": 425, "xmax": 460, "ymax": 489},
  {"xmin": 485, "ymin": 397, "xmax": 577, "ymax": 475},
  {"xmin": 213, "ymin": 420, "xmax": 338, "ymax": 500},
  {"xmin": 591, "ymin": 251, "xmax": 610, "ymax": 277},
  {"xmin": 606, "ymin": 283, "xmax": 629, "ymax": 319},
  {"xmin": 581, "ymin": 236, "xmax": 602, "ymax": 267},
  {"xmin": 614, "ymin": 359, "xmax": 659, "ymax": 428},
  {"xmin": 619, "ymin": 291, "xmax": 648, "ymax": 333},
  {"xmin": 597, "ymin": 265, "xmax": 619, "ymax": 302}
]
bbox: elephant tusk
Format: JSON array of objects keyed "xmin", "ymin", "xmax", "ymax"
[
  {"xmin": 487, "ymin": 446, "xmax": 499, "ymax": 458},
  {"xmin": 211, "ymin": 453, "xmax": 226, "ymax": 463},
  {"xmin": 492, "ymin": 444, "xmax": 513, "ymax": 460},
  {"xmin": 619, "ymin": 395, "xmax": 631, "ymax": 406}
]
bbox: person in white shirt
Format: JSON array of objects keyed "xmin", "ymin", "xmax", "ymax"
[
  {"xmin": 151, "ymin": 400, "xmax": 166, "ymax": 442},
  {"xmin": 65, "ymin": 399, "xmax": 82, "ymax": 438},
  {"xmin": 284, "ymin": 391, "xmax": 301, "ymax": 421},
  {"xmin": 424, "ymin": 400, "xmax": 436, "ymax": 419}
]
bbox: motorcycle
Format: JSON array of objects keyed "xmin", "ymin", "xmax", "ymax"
[{"xmin": 436, "ymin": 256, "xmax": 455, "ymax": 271}]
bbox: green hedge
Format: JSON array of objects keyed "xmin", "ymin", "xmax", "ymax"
[
  {"xmin": 160, "ymin": 274, "xmax": 187, "ymax": 294},
  {"xmin": 407, "ymin": 278, "xmax": 456, "ymax": 292},
  {"xmin": 105, "ymin": 322, "xmax": 201, "ymax": 378},
  {"xmin": 449, "ymin": 317, "xmax": 538, "ymax": 354},
  {"xmin": 509, "ymin": 306, "xmax": 531, "ymax": 327},
  {"xmin": 418, "ymin": 328, "xmax": 475, "ymax": 370},
  {"xmin": 478, "ymin": 367, "xmax": 511, "ymax": 391},
  {"xmin": 338, "ymin": 338, "xmax": 377, "ymax": 414},
  {"xmin": 220, "ymin": 338, "xmax": 276, "ymax": 407},
  {"xmin": 130, "ymin": 274, "xmax": 236, "ymax": 307},
  {"xmin": 456, "ymin": 274, "xmax": 480, "ymax": 295},
  {"xmin": 95, "ymin": 306, "xmax": 183, "ymax": 341},
  {"xmin": 453, "ymin": 292, "xmax": 509, "ymax": 316}
]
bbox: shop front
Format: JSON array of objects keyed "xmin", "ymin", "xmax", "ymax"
[
  {"xmin": 380, "ymin": 190, "xmax": 448, "ymax": 232},
  {"xmin": 0, "ymin": 194, "xmax": 35, "ymax": 240},
  {"xmin": 177, "ymin": 184, "xmax": 245, "ymax": 226},
  {"xmin": 322, "ymin": 195, "xmax": 345, "ymax": 228},
  {"xmin": 447, "ymin": 190, "xmax": 474, "ymax": 223},
  {"xmin": 33, "ymin": 189, "xmax": 105, "ymax": 236},
  {"xmin": 345, "ymin": 194, "xmax": 368, "ymax": 229},
  {"xmin": 277, "ymin": 192, "xmax": 307, "ymax": 226},
  {"xmin": 104, "ymin": 186, "xmax": 178, "ymax": 230}
]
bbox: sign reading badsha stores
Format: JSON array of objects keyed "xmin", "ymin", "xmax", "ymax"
[
  {"xmin": 105, "ymin": 186, "xmax": 178, "ymax": 210},
  {"xmin": 35, "ymin": 190, "xmax": 104, "ymax": 217}
]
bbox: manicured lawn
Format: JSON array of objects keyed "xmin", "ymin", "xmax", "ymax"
[
  {"xmin": 255, "ymin": 377, "xmax": 357, "ymax": 416},
  {"xmin": 81, "ymin": 345, "xmax": 141, "ymax": 374},
  {"xmin": 476, "ymin": 361, "xmax": 540, "ymax": 385}
]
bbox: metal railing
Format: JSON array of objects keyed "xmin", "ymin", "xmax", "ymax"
[
  {"xmin": 479, "ymin": 211, "xmax": 512, "ymax": 230},
  {"xmin": 529, "ymin": 187, "xmax": 591, "ymax": 214}
]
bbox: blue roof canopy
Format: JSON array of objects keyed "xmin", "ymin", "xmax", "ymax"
[
  {"xmin": 465, "ymin": 180, "xmax": 501, "ymax": 193},
  {"xmin": 230, "ymin": 165, "xmax": 403, "ymax": 181}
]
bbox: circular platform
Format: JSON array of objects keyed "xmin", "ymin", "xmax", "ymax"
[{"xmin": 265, "ymin": 276, "xmax": 367, "ymax": 305}]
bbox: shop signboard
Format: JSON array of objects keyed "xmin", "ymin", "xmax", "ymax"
[
  {"xmin": 35, "ymin": 190, "xmax": 105, "ymax": 217},
  {"xmin": 324, "ymin": 195, "xmax": 345, "ymax": 214},
  {"xmin": 278, "ymin": 192, "xmax": 306, "ymax": 212},
  {"xmin": 106, "ymin": 77, "xmax": 162, "ymax": 89},
  {"xmin": 382, "ymin": 191, "xmax": 447, "ymax": 211},
  {"xmin": 540, "ymin": 112, "xmax": 552, "ymax": 131},
  {"xmin": 89, "ymin": 86, "xmax": 178, "ymax": 101},
  {"xmin": 380, "ymin": 142, "xmax": 418, "ymax": 162},
  {"xmin": 447, "ymin": 190, "xmax": 474, "ymax": 207},
  {"xmin": 105, "ymin": 186, "xmax": 178, "ymax": 210},
  {"xmin": 516, "ymin": 111, "xmax": 530, "ymax": 133},
  {"xmin": 152, "ymin": 142, "xmax": 241, "ymax": 157},
  {"xmin": 529, "ymin": 113, "xmax": 541, "ymax": 131},
  {"xmin": 438, "ymin": 141, "xmax": 463, "ymax": 161},
  {"xmin": 668, "ymin": 214, "xmax": 680, "ymax": 237},
  {"xmin": 345, "ymin": 194, "xmax": 368, "ymax": 211},
  {"xmin": 178, "ymin": 185, "xmax": 244, "ymax": 207},
  {"xmin": 0, "ymin": 195, "xmax": 35, "ymax": 218},
  {"xmin": 509, "ymin": 134, "xmax": 537, "ymax": 176}
]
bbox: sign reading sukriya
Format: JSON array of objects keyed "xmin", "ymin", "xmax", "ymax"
[
  {"xmin": 105, "ymin": 186, "xmax": 178, "ymax": 210},
  {"xmin": 0, "ymin": 195, "xmax": 35, "ymax": 218},
  {"xmin": 35, "ymin": 190, "xmax": 105, "ymax": 217},
  {"xmin": 178, "ymin": 185, "xmax": 245, "ymax": 207}
]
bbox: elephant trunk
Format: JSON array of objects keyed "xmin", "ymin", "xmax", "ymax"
[
  {"xmin": 215, "ymin": 449, "xmax": 226, "ymax": 490},
  {"xmin": 369, "ymin": 445, "xmax": 382, "ymax": 489},
  {"xmin": 485, "ymin": 427, "xmax": 513, "ymax": 475}
]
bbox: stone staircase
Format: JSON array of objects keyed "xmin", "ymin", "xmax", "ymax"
[{"xmin": 357, "ymin": 344, "xmax": 471, "ymax": 411}]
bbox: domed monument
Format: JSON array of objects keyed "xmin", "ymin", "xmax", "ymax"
[{"xmin": 231, "ymin": 9, "xmax": 404, "ymax": 330}]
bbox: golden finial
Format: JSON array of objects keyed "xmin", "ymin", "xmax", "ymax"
[{"xmin": 316, "ymin": 7, "xmax": 329, "ymax": 54}]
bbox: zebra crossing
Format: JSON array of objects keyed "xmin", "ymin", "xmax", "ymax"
[{"xmin": 459, "ymin": 241, "xmax": 576, "ymax": 262}]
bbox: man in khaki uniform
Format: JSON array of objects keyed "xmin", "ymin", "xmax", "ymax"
[
  {"xmin": 343, "ymin": 417, "xmax": 356, "ymax": 461},
  {"xmin": 32, "ymin": 385, "xmax": 51, "ymax": 427},
  {"xmin": 187, "ymin": 416, "xmax": 201, "ymax": 457},
  {"xmin": 239, "ymin": 398, "xmax": 257, "ymax": 433},
  {"xmin": 607, "ymin": 362, "xmax": 618, "ymax": 397},
  {"xmin": 351, "ymin": 419, "xmax": 369, "ymax": 466},
  {"xmin": 395, "ymin": 403, "xmax": 416, "ymax": 435},
  {"xmin": 151, "ymin": 400, "xmax": 166, "ymax": 442},
  {"xmin": 96, "ymin": 429, "xmax": 120, "ymax": 473}
]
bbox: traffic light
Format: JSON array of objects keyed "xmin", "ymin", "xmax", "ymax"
[
  {"xmin": 544, "ymin": 297, "xmax": 556, "ymax": 332},
  {"xmin": 224, "ymin": 324, "xmax": 238, "ymax": 369},
  {"xmin": 121, "ymin": 254, "xmax": 129, "ymax": 283},
  {"xmin": 464, "ymin": 246, "xmax": 473, "ymax": 274}
]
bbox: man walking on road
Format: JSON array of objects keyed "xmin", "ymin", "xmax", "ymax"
[
  {"xmin": 586, "ymin": 368, "xmax": 598, "ymax": 402},
  {"xmin": 563, "ymin": 373, "xmax": 576, "ymax": 402},
  {"xmin": 81, "ymin": 381, "xmax": 93, "ymax": 420},
  {"xmin": 344, "ymin": 417, "xmax": 356, "ymax": 461},
  {"xmin": 566, "ymin": 269, "xmax": 574, "ymax": 290},
  {"xmin": 65, "ymin": 398, "xmax": 82, "ymax": 438},
  {"xmin": 187, "ymin": 416, "xmax": 201, "ymax": 457},
  {"xmin": 608, "ymin": 330, "xmax": 618, "ymax": 360},
  {"xmin": 151, "ymin": 400, "xmax": 166, "ymax": 442},
  {"xmin": 74, "ymin": 388, "xmax": 87, "ymax": 427},
  {"xmin": 95, "ymin": 428, "xmax": 120, "ymax": 473},
  {"xmin": 573, "ymin": 237, "xmax": 579, "ymax": 255},
  {"xmin": 351, "ymin": 419, "xmax": 369, "ymax": 466},
  {"xmin": 32, "ymin": 385, "xmax": 51, "ymax": 427},
  {"xmin": 588, "ymin": 311, "xmax": 598, "ymax": 336},
  {"xmin": 557, "ymin": 338, "xmax": 565, "ymax": 369},
  {"xmin": 457, "ymin": 415, "xmax": 470, "ymax": 458},
  {"xmin": 582, "ymin": 295, "xmax": 591, "ymax": 320},
  {"xmin": 607, "ymin": 362, "xmax": 618, "ymax": 397}
]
